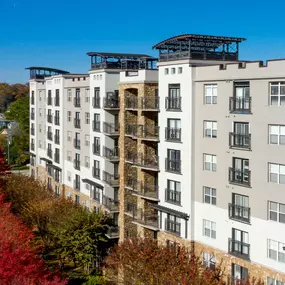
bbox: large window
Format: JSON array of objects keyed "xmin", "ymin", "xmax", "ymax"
[
  {"xmin": 166, "ymin": 179, "xmax": 181, "ymax": 205},
  {"xmin": 166, "ymin": 149, "xmax": 181, "ymax": 173},
  {"xmin": 269, "ymin": 163, "xmax": 285, "ymax": 184},
  {"xmin": 204, "ymin": 84, "xmax": 217, "ymax": 104},
  {"xmin": 270, "ymin": 82, "xmax": 285, "ymax": 106},
  {"xmin": 230, "ymin": 157, "xmax": 250, "ymax": 186},
  {"xmin": 203, "ymin": 219, "xmax": 216, "ymax": 239},
  {"xmin": 165, "ymin": 214, "xmax": 181, "ymax": 235},
  {"xmin": 204, "ymin": 154, "xmax": 217, "ymax": 172},
  {"xmin": 267, "ymin": 277, "xmax": 284, "ymax": 285},
  {"xmin": 231, "ymin": 228, "xmax": 249, "ymax": 257},
  {"xmin": 202, "ymin": 252, "xmax": 216, "ymax": 269},
  {"xmin": 269, "ymin": 125, "xmax": 285, "ymax": 145},
  {"xmin": 268, "ymin": 201, "xmax": 285, "ymax": 224},
  {"xmin": 203, "ymin": 187, "xmax": 216, "ymax": 205},
  {"xmin": 268, "ymin": 239, "xmax": 285, "ymax": 263},
  {"xmin": 204, "ymin": 121, "xmax": 217, "ymax": 138},
  {"xmin": 166, "ymin": 84, "xmax": 181, "ymax": 110},
  {"xmin": 166, "ymin": 119, "xmax": 181, "ymax": 141}
]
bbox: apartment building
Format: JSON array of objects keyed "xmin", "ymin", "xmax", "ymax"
[{"xmin": 28, "ymin": 34, "xmax": 285, "ymax": 284}]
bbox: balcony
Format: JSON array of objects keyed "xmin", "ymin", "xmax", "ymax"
[
  {"xmin": 93, "ymin": 143, "xmax": 100, "ymax": 155},
  {"xmin": 92, "ymin": 167, "xmax": 100, "ymax": 179},
  {"xmin": 228, "ymin": 238, "xmax": 250, "ymax": 260},
  {"xmin": 229, "ymin": 133, "xmax": 251, "ymax": 150},
  {"xmin": 126, "ymin": 152, "xmax": 159, "ymax": 171},
  {"xmin": 106, "ymin": 226, "xmax": 119, "ymax": 239},
  {"xmin": 74, "ymin": 118, "xmax": 81, "ymax": 129},
  {"xmin": 133, "ymin": 209, "xmax": 159, "ymax": 230},
  {"xmin": 165, "ymin": 97, "xmax": 181, "ymax": 111},
  {"xmin": 103, "ymin": 122, "xmax": 119, "ymax": 136},
  {"xmin": 54, "ymin": 153, "xmax": 60, "ymax": 164},
  {"xmin": 165, "ymin": 128, "xmax": 181, "ymax": 142},
  {"xmin": 102, "ymin": 194, "xmax": 119, "ymax": 212},
  {"xmin": 229, "ymin": 167, "xmax": 251, "ymax": 187},
  {"xmin": 125, "ymin": 202, "xmax": 137, "ymax": 217},
  {"xmin": 47, "ymin": 149, "xmax": 52, "ymax": 159},
  {"xmin": 125, "ymin": 124, "xmax": 159, "ymax": 141},
  {"xmin": 73, "ymin": 139, "xmax": 80, "ymax": 150},
  {"xmin": 47, "ymin": 131, "xmax": 53, "ymax": 141},
  {"xmin": 165, "ymin": 158, "xmax": 181, "ymax": 173},
  {"xmin": 54, "ymin": 116, "xmax": 60, "ymax": 126},
  {"xmin": 30, "ymin": 142, "xmax": 35, "ymax": 151},
  {"xmin": 229, "ymin": 97, "xmax": 252, "ymax": 114},
  {"xmin": 54, "ymin": 135, "xmax": 60, "ymax": 145},
  {"xmin": 93, "ymin": 121, "xmax": 100, "ymax": 132},
  {"xmin": 136, "ymin": 183, "xmax": 159, "ymax": 201},
  {"xmin": 125, "ymin": 176, "xmax": 138, "ymax": 191},
  {"xmin": 92, "ymin": 97, "xmax": 100, "ymax": 108},
  {"xmin": 103, "ymin": 171, "xmax": 119, "ymax": 187},
  {"xmin": 103, "ymin": 97, "xmax": 119, "ymax": 110},
  {"xmin": 73, "ymin": 180, "xmax": 80, "ymax": 191},
  {"xmin": 229, "ymin": 203, "xmax": 251, "ymax": 224},
  {"xmin": 125, "ymin": 124, "xmax": 138, "ymax": 137},
  {"xmin": 74, "ymin": 97, "xmax": 81, "ymax": 107},
  {"xmin": 47, "ymin": 97, "xmax": 52, "ymax": 106},
  {"xmin": 165, "ymin": 218, "xmax": 181, "ymax": 236},
  {"xmin": 31, "ymin": 113, "xmax": 35, "ymax": 120},
  {"xmin": 30, "ymin": 128, "xmax": 35, "ymax": 136},
  {"xmin": 165, "ymin": 188, "xmax": 181, "ymax": 205},
  {"xmin": 47, "ymin": 115, "xmax": 53, "ymax": 123},
  {"xmin": 141, "ymin": 97, "xmax": 159, "ymax": 111},
  {"xmin": 74, "ymin": 159, "xmax": 80, "ymax": 170},
  {"xmin": 125, "ymin": 97, "xmax": 138, "ymax": 110},
  {"xmin": 55, "ymin": 98, "xmax": 60, "ymax": 107},
  {"xmin": 103, "ymin": 146, "xmax": 119, "ymax": 161}
]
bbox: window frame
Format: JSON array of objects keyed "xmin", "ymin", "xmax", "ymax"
[
  {"xmin": 269, "ymin": 125, "xmax": 285, "ymax": 145},
  {"xmin": 203, "ymin": 186, "xmax": 217, "ymax": 205},
  {"xmin": 204, "ymin": 154, "xmax": 217, "ymax": 172},
  {"xmin": 267, "ymin": 239, "xmax": 285, "ymax": 263},
  {"xmin": 269, "ymin": 163, "xmax": 285, "ymax": 184},
  {"xmin": 269, "ymin": 82, "xmax": 285, "ymax": 106},
  {"xmin": 204, "ymin": 84, "xmax": 217, "ymax": 105},
  {"xmin": 268, "ymin": 201, "xmax": 285, "ymax": 224},
  {"xmin": 204, "ymin": 120, "xmax": 217, "ymax": 138},
  {"xmin": 203, "ymin": 219, "xmax": 216, "ymax": 239}
]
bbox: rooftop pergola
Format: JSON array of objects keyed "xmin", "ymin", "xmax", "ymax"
[
  {"xmin": 86, "ymin": 52, "xmax": 157, "ymax": 70},
  {"xmin": 152, "ymin": 34, "xmax": 246, "ymax": 61},
  {"xmin": 26, "ymin": 67, "xmax": 70, "ymax": 79}
]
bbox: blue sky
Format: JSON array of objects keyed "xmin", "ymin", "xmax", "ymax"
[{"xmin": 1, "ymin": 0, "xmax": 285, "ymax": 83}]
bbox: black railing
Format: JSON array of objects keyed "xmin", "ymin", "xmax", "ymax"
[
  {"xmin": 73, "ymin": 180, "xmax": 80, "ymax": 191},
  {"xmin": 141, "ymin": 125, "xmax": 159, "ymax": 140},
  {"xmin": 102, "ymin": 194, "xmax": 119, "ymax": 212},
  {"xmin": 31, "ymin": 128, "xmax": 35, "ymax": 136},
  {"xmin": 74, "ymin": 97, "xmax": 81, "ymax": 107},
  {"xmin": 126, "ymin": 202, "xmax": 137, "ymax": 215},
  {"xmin": 103, "ymin": 146, "xmax": 119, "ymax": 161},
  {"xmin": 103, "ymin": 122, "xmax": 119, "ymax": 136},
  {"xmin": 103, "ymin": 97, "xmax": 119, "ymax": 109},
  {"xmin": 47, "ymin": 115, "xmax": 53, "ymax": 123},
  {"xmin": 229, "ymin": 133, "xmax": 251, "ymax": 149},
  {"xmin": 137, "ymin": 183, "xmax": 159, "ymax": 199},
  {"xmin": 31, "ymin": 96, "xmax": 34, "ymax": 105},
  {"xmin": 228, "ymin": 238, "xmax": 250, "ymax": 259},
  {"xmin": 106, "ymin": 226, "xmax": 119, "ymax": 238},
  {"xmin": 229, "ymin": 167, "xmax": 251, "ymax": 187},
  {"xmin": 47, "ymin": 132, "xmax": 53, "ymax": 141},
  {"xmin": 54, "ymin": 135, "xmax": 60, "ymax": 145},
  {"xmin": 55, "ymin": 98, "xmax": 60, "ymax": 107},
  {"xmin": 47, "ymin": 149, "xmax": 52, "ymax": 159},
  {"xmin": 54, "ymin": 116, "xmax": 60, "ymax": 126},
  {"xmin": 165, "ymin": 158, "xmax": 181, "ymax": 173},
  {"xmin": 165, "ymin": 128, "xmax": 181, "ymax": 142},
  {"xmin": 74, "ymin": 159, "xmax": 80, "ymax": 170},
  {"xmin": 229, "ymin": 97, "xmax": 251, "ymax": 114},
  {"xmin": 92, "ymin": 167, "xmax": 100, "ymax": 179},
  {"xmin": 141, "ymin": 97, "xmax": 159, "ymax": 110},
  {"xmin": 165, "ymin": 189, "xmax": 181, "ymax": 205},
  {"xmin": 103, "ymin": 171, "xmax": 119, "ymax": 187},
  {"xmin": 47, "ymin": 97, "xmax": 52, "ymax": 106},
  {"xmin": 74, "ymin": 139, "xmax": 80, "ymax": 149},
  {"xmin": 165, "ymin": 218, "xmax": 181, "ymax": 236},
  {"xmin": 165, "ymin": 97, "xmax": 181, "ymax": 110},
  {"xmin": 74, "ymin": 118, "xmax": 81, "ymax": 129},
  {"xmin": 133, "ymin": 209, "xmax": 159, "ymax": 229},
  {"xmin": 54, "ymin": 153, "xmax": 60, "ymax": 164},
  {"xmin": 93, "ymin": 97, "xmax": 100, "ymax": 108},
  {"xmin": 93, "ymin": 190, "xmax": 100, "ymax": 202},
  {"xmin": 31, "ymin": 113, "xmax": 35, "ymax": 120},
  {"xmin": 93, "ymin": 121, "xmax": 100, "ymax": 132},
  {"xmin": 93, "ymin": 143, "xmax": 100, "ymax": 155},
  {"xmin": 125, "ymin": 97, "xmax": 138, "ymax": 109},
  {"xmin": 30, "ymin": 142, "xmax": 35, "ymax": 151},
  {"xmin": 229, "ymin": 203, "xmax": 251, "ymax": 223}
]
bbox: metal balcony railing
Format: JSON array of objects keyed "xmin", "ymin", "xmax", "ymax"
[
  {"xmin": 133, "ymin": 209, "xmax": 159, "ymax": 229},
  {"xmin": 54, "ymin": 116, "xmax": 60, "ymax": 126},
  {"xmin": 103, "ymin": 171, "xmax": 119, "ymax": 187},
  {"xmin": 106, "ymin": 226, "xmax": 119, "ymax": 238},
  {"xmin": 165, "ymin": 128, "xmax": 181, "ymax": 142},
  {"xmin": 229, "ymin": 97, "xmax": 252, "ymax": 114},
  {"xmin": 47, "ymin": 149, "xmax": 52, "ymax": 159},
  {"xmin": 93, "ymin": 121, "xmax": 100, "ymax": 132},
  {"xmin": 92, "ymin": 167, "xmax": 100, "ymax": 179},
  {"xmin": 54, "ymin": 153, "xmax": 60, "ymax": 164},
  {"xmin": 54, "ymin": 135, "xmax": 60, "ymax": 145},
  {"xmin": 92, "ymin": 97, "xmax": 100, "ymax": 108},
  {"xmin": 141, "ymin": 97, "xmax": 159, "ymax": 110},
  {"xmin": 165, "ymin": 188, "xmax": 181, "ymax": 205},
  {"xmin": 103, "ymin": 122, "xmax": 119, "ymax": 136},
  {"xmin": 31, "ymin": 113, "xmax": 35, "ymax": 120},
  {"xmin": 47, "ymin": 97, "xmax": 52, "ymax": 106},
  {"xmin": 228, "ymin": 238, "xmax": 250, "ymax": 259},
  {"xmin": 31, "ymin": 96, "xmax": 34, "ymax": 105},
  {"xmin": 74, "ymin": 139, "xmax": 80, "ymax": 149},
  {"xmin": 74, "ymin": 97, "xmax": 81, "ymax": 107},
  {"xmin": 229, "ymin": 203, "xmax": 251, "ymax": 223},
  {"xmin": 92, "ymin": 190, "xmax": 100, "ymax": 202},
  {"xmin": 137, "ymin": 183, "xmax": 159, "ymax": 200},
  {"xmin": 73, "ymin": 180, "xmax": 80, "ymax": 191},
  {"xmin": 93, "ymin": 143, "xmax": 100, "ymax": 155},
  {"xmin": 229, "ymin": 167, "xmax": 251, "ymax": 187},
  {"xmin": 125, "ymin": 97, "xmax": 138, "ymax": 109},
  {"xmin": 126, "ymin": 151, "xmax": 159, "ymax": 171},
  {"xmin": 103, "ymin": 97, "xmax": 119, "ymax": 109},
  {"xmin": 165, "ymin": 158, "xmax": 181, "ymax": 173},
  {"xmin": 74, "ymin": 118, "xmax": 81, "ymax": 129},
  {"xmin": 165, "ymin": 218, "xmax": 181, "ymax": 236},
  {"xmin": 125, "ymin": 202, "xmax": 137, "ymax": 216},
  {"xmin": 47, "ymin": 131, "xmax": 53, "ymax": 141},
  {"xmin": 103, "ymin": 146, "xmax": 119, "ymax": 161},
  {"xmin": 229, "ymin": 133, "xmax": 251, "ymax": 149},
  {"xmin": 141, "ymin": 125, "xmax": 159, "ymax": 140},
  {"xmin": 55, "ymin": 98, "xmax": 60, "ymax": 107},
  {"xmin": 30, "ymin": 142, "xmax": 35, "ymax": 151},
  {"xmin": 102, "ymin": 194, "xmax": 119, "ymax": 212},
  {"xmin": 165, "ymin": 96, "xmax": 181, "ymax": 110},
  {"xmin": 47, "ymin": 115, "xmax": 53, "ymax": 123},
  {"xmin": 30, "ymin": 128, "xmax": 35, "ymax": 136},
  {"xmin": 74, "ymin": 159, "xmax": 80, "ymax": 170}
]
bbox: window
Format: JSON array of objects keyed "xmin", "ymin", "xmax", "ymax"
[
  {"xmin": 268, "ymin": 239, "xmax": 285, "ymax": 263},
  {"xmin": 39, "ymin": 91, "xmax": 42, "ymax": 101},
  {"xmin": 269, "ymin": 201, "xmax": 285, "ymax": 224},
  {"xmin": 67, "ymin": 131, "xmax": 72, "ymax": 142},
  {"xmin": 93, "ymin": 87, "xmax": 100, "ymax": 108},
  {"xmin": 85, "ymin": 183, "xmax": 90, "ymax": 191},
  {"xmin": 204, "ymin": 84, "xmax": 217, "ymax": 104},
  {"xmin": 203, "ymin": 219, "xmax": 216, "ymax": 239},
  {"xmin": 231, "ymin": 193, "xmax": 250, "ymax": 222},
  {"xmin": 202, "ymin": 252, "xmax": 216, "ymax": 269},
  {"xmin": 231, "ymin": 228, "xmax": 249, "ymax": 256},
  {"xmin": 269, "ymin": 125, "xmax": 285, "ymax": 145},
  {"xmin": 85, "ymin": 156, "xmax": 90, "ymax": 168},
  {"xmin": 67, "ymin": 89, "xmax": 72, "ymax": 102},
  {"xmin": 270, "ymin": 82, "xmax": 285, "ymax": 106},
  {"xmin": 67, "ymin": 111, "xmax": 71, "ymax": 122},
  {"xmin": 85, "ymin": 89, "xmax": 90, "ymax": 102},
  {"xmin": 39, "ymin": 124, "xmax": 42, "ymax": 133},
  {"xmin": 171, "ymin": 68, "xmax": 175, "ymax": 74},
  {"xmin": 166, "ymin": 149, "xmax": 181, "ymax": 173},
  {"xmin": 167, "ymin": 84, "xmax": 181, "ymax": 110},
  {"xmin": 165, "ymin": 68, "xmax": 169, "ymax": 75},
  {"xmin": 93, "ymin": 160, "xmax": 100, "ymax": 179},
  {"xmin": 233, "ymin": 82, "xmax": 250, "ymax": 112},
  {"xmin": 204, "ymin": 121, "xmax": 217, "ymax": 138},
  {"xmin": 178, "ymin": 67, "xmax": 183, "ymax": 74},
  {"xmin": 85, "ymin": 134, "xmax": 90, "ymax": 146},
  {"xmin": 75, "ymin": 195, "xmax": 80, "ymax": 205},
  {"xmin": 269, "ymin": 163, "xmax": 285, "ymax": 184},
  {"xmin": 93, "ymin": 137, "xmax": 100, "ymax": 155},
  {"xmin": 267, "ymin": 277, "xmax": 284, "ymax": 285},
  {"xmin": 204, "ymin": 154, "xmax": 217, "ymax": 172},
  {"xmin": 231, "ymin": 158, "xmax": 250, "ymax": 185},
  {"xmin": 232, "ymin": 264, "xmax": 248, "ymax": 284},
  {"xmin": 165, "ymin": 214, "xmax": 181, "ymax": 235},
  {"xmin": 39, "ymin": 108, "xmax": 42, "ymax": 117},
  {"xmin": 67, "ymin": 151, "xmax": 72, "ymax": 162},
  {"xmin": 166, "ymin": 119, "xmax": 181, "ymax": 141},
  {"xmin": 85, "ymin": 112, "xmax": 90, "ymax": 124},
  {"xmin": 166, "ymin": 180, "xmax": 181, "ymax": 205},
  {"xmin": 203, "ymin": 187, "xmax": 216, "ymax": 205}
]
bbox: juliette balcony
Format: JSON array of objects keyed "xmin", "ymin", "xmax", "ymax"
[
  {"xmin": 47, "ymin": 131, "xmax": 53, "ymax": 141},
  {"xmin": 229, "ymin": 203, "xmax": 251, "ymax": 223},
  {"xmin": 47, "ymin": 115, "xmax": 53, "ymax": 123},
  {"xmin": 54, "ymin": 153, "xmax": 60, "ymax": 164},
  {"xmin": 165, "ymin": 158, "xmax": 181, "ymax": 173},
  {"xmin": 74, "ymin": 118, "xmax": 81, "ymax": 129},
  {"xmin": 228, "ymin": 238, "xmax": 250, "ymax": 260},
  {"xmin": 31, "ymin": 113, "xmax": 35, "ymax": 120},
  {"xmin": 74, "ymin": 97, "xmax": 81, "ymax": 107},
  {"xmin": 54, "ymin": 98, "xmax": 60, "ymax": 107},
  {"xmin": 93, "ymin": 97, "xmax": 100, "ymax": 108},
  {"xmin": 30, "ymin": 128, "xmax": 35, "ymax": 136},
  {"xmin": 30, "ymin": 142, "xmax": 35, "ymax": 151},
  {"xmin": 229, "ymin": 97, "xmax": 252, "ymax": 114},
  {"xmin": 102, "ymin": 194, "xmax": 119, "ymax": 212},
  {"xmin": 47, "ymin": 149, "xmax": 52, "ymax": 159},
  {"xmin": 103, "ymin": 171, "xmax": 119, "ymax": 187},
  {"xmin": 103, "ymin": 122, "xmax": 119, "ymax": 136},
  {"xmin": 92, "ymin": 167, "xmax": 100, "ymax": 179},
  {"xmin": 229, "ymin": 167, "xmax": 251, "ymax": 187},
  {"xmin": 165, "ymin": 218, "xmax": 181, "ymax": 236},
  {"xmin": 103, "ymin": 146, "xmax": 119, "ymax": 161},
  {"xmin": 54, "ymin": 116, "xmax": 60, "ymax": 126},
  {"xmin": 73, "ymin": 180, "xmax": 80, "ymax": 191},
  {"xmin": 165, "ymin": 188, "xmax": 181, "ymax": 205},
  {"xmin": 93, "ymin": 143, "xmax": 100, "ymax": 155},
  {"xmin": 74, "ymin": 159, "xmax": 80, "ymax": 170},
  {"xmin": 103, "ymin": 97, "xmax": 119, "ymax": 110},
  {"xmin": 74, "ymin": 139, "xmax": 81, "ymax": 150},
  {"xmin": 229, "ymin": 133, "xmax": 251, "ymax": 149},
  {"xmin": 47, "ymin": 97, "xmax": 52, "ymax": 106},
  {"xmin": 141, "ymin": 97, "xmax": 159, "ymax": 111},
  {"xmin": 165, "ymin": 128, "xmax": 181, "ymax": 142},
  {"xmin": 165, "ymin": 97, "xmax": 182, "ymax": 111},
  {"xmin": 54, "ymin": 135, "xmax": 60, "ymax": 145},
  {"xmin": 93, "ymin": 121, "xmax": 100, "ymax": 132}
]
